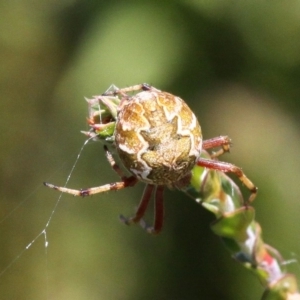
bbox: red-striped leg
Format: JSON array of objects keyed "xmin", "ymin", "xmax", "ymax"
[
  {"xmin": 120, "ymin": 184, "xmax": 165, "ymax": 234},
  {"xmin": 202, "ymin": 136, "xmax": 231, "ymax": 158},
  {"xmin": 120, "ymin": 184, "xmax": 154, "ymax": 226},
  {"xmin": 196, "ymin": 158, "xmax": 257, "ymax": 204},
  {"xmin": 151, "ymin": 185, "xmax": 165, "ymax": 234},
  {"xmin": 140, "ymin": 185, "xmax": 165, "ymax": 235}
]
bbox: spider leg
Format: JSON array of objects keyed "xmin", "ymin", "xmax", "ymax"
[
  {"xmin": 202, "ymin": 136, "xmax": 231, "ymax": 158},
  {"xmin": 103, "ymin": 83, "xmax": 159, "ymax": 97},
  {"xmin": 140, "ymin": 185, "xmax": 164, "ymax": 235},
  {"xmin": 104, "ymin": 145, "xmax": 127, "ymax": 179},
  {"xmin": 120, "ymin": 184, "xmax": 154, "ymax": 225},
  {"xmin": 44, "ymin": 146, "xmax": 138, "ymax": 196},
  {"xmin": 196, "ymin": 158, "xmax": 257, "ymax": 204},
  {"xmin": 43, "ymin": 177, "xmax": 138, "ymax": 197}
]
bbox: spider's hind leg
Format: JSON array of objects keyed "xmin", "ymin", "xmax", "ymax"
[
  {"xmin": 120, "ymin": 184, "xmax": 165, "ymax": 235},
  {"xmin": 202, "ymin": 136, "xmax": 232, "ymax": 158},
  {"xmin": 139, "ymin": 185, "xmax": 164, "ymax": 235},
  {"xmin": 120, "ymin": 184, "xmax": 154, "ymax": 226},
  {"xmin": 196, "ymin": 158, "xmax": 258, "ymax": 204}
]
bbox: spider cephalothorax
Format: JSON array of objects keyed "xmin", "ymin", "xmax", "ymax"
[{"xmin": 44, "ymin": 84, "xmax": 257, "ymax": 234}]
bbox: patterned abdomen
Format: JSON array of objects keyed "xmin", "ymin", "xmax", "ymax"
[{"xmin": 115, "ymin": 90, "xmax": 202, "ymax": 186}]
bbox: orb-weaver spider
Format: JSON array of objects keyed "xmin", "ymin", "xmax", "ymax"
[{"xmin": 44, "ymin": 84, "xmax": 257, "ymax": 234}]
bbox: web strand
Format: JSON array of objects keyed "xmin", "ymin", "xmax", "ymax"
[{"xmin": 0, "ymin": 138, "xmax": 92, "ymax": 278}]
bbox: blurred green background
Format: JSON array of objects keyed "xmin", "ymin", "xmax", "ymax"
[{"xmin": 1, "ymin": 1, "xmax": 300, "ymax": 299}]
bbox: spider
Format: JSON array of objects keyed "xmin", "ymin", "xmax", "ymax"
[{"xmin": 44, "ymin": 84, "xmax": 257, "ymax": 234}]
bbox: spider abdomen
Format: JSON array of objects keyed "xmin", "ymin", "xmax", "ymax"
[{"xmin": 115, "ymin": 89, "xmax": 202, "ymax": 186}]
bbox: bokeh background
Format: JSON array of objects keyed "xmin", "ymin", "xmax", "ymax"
[{"xmin": 1, "ymin": 1, "xmax": 300, "ymax": 299}]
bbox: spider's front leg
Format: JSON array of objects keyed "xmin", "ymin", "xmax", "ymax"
[
  {"xmin": 44, "ymin": 146, "xmax": 138, "ymax": 196},
  {"xmin": 103, "ymin": 83, "xmax": 158, "ymax": 97}
]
